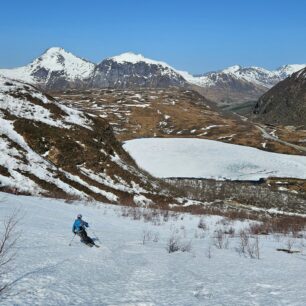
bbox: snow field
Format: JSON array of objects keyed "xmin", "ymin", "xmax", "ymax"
[
  {"xmin": 123, "ymin": 138, "xmax": 306, "ymax": 180},
  {"xmin": 0, "ymin": 193, "xmax": 306, "ymax": 305}
]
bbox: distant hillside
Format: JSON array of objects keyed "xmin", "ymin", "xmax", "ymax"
[
  {"xmin": 185, "ymin": 64, "xmax": 306, "ymax": 105},
  {"xmin": 253, "ymin": 67, "xmax": 306, "ymax": 127}
]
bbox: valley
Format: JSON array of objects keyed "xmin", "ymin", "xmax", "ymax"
[
  {"xmin": 1, "ymin": 47, "xmax": 306, "ymax": 217},
  {"xmin": 1, "ymin": 2, "xmax": 306, "ymax": 305},
  {"xmin": 54, "ymin": 88, "xmax": 306, "ymax": 156},
  {"xmin": 51, "ymin": 87, "xmax": 306, "ymax": 216}
]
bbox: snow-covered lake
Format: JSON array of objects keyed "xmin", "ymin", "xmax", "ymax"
[
  {"xmin": 1, "ymin": 193, "xmax": 306, "ymax": 305},
  {"xmin": 123, "ymin": 138, "xmax": 306, "ymax": 180}
]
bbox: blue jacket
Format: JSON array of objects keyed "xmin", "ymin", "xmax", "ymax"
[{"xmin": 72, "ymin": 219, "xmax": 89, "ymax": 233}]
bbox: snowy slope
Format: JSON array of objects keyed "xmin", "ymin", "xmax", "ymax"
[
  {"xmin": 123, "ymin": 138, "xmax": 306, "ymax": 180},
  {"xmin": 0, "ymin": 76, "xmax": 172, "ymax": 205},
  {"xmin": 0, "ymin": 47, "xmax": 95, "ymax": 90},
  {"xmin": 0, "ymin": 76, "xmax": 93, "ymax": 196},
  {"xmin": 276, "ymin": 64, "xmax": 306, "ymax": 79},
  {"xmin": 1, "ymin": 193, "xmax": 306, "ymax": 305}
]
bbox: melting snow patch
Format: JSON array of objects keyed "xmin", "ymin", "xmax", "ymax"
[{"xmin": 133, "ymin": 194, "xmax": 153, "ymax": 206}]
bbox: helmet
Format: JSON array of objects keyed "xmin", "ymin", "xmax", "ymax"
[{"xmin": 77, "ymin": 214, "xmax": 82, "ymax": 219}]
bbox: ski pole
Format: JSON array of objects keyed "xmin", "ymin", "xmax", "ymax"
[{"xmin": 69, "ymin": 234, "xmax": 76, "ymax": 246}]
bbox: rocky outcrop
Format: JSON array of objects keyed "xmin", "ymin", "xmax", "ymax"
[{"xmin": 253, "ymin": 68, "xmax": 306, "ymax": 126}]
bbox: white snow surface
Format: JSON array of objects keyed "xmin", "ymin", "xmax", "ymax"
[
  {"xmin": 1, "ymin": 193, "xmax": 306, "ymax": 305},
  {"xmin": 0, "ymin": 76, "xmax": 91, "ymax": 129},
  {"xmin": 109, "ymin": 52, "xmax": 172, "ymax": 68},
  {"xmin": 123, "ymin": 138, "xmax": 306, "ymax": 180}
]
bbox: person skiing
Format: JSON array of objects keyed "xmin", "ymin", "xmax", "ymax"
[{"xmin": 72, "ymin": 214, "xmax": 97, "ymax": 247}]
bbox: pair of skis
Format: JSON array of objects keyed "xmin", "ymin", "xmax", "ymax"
[
  {"xmin": 87, "ymin": 242, "xmax": 100, "ymax": 248},
  {"xmin": 69, "ymin": 231, "xmax": 101, "ymax": 248}
]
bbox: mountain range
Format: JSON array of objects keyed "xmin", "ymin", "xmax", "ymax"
[
  {"xmin": 182, "ymin": 64, "xmax": 306, "ymax": 104},
  {"xmin": 0, "ymin": 47, "xmax": 305, "ymax": 103},
  {"xmin": 0, "ymin": 48, "xmax": 186, "ymax": 91}
]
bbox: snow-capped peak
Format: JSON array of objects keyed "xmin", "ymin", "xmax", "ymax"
[
  {"xmin": 0, "ymin": 47, "xmax": 95, "ymax": 85},
  {"xmin": 221, "ymin": 65, "xmax": 242, "ymax": 74},
  {"xmin": 95, "ymin": 51, "xmax": 188, "ymax": 86},
  {"xmin": 275, "ymin": 64, "xmax": 306, "ymax": 78},
  {"xmin": 43, "ymin": 46, "xmax": 66, "ymax": 55},
  {"xmin": 109, "ymin": 52, "xmax": 171, "ymax": 68},
  {"xmin": 30, "ymin": 47, "xmax": 95, "ymax": 79}
]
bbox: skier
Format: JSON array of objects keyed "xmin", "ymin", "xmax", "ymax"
[{"xmin": 72, "ymin": 214, "xmax": 98, "ymax": 247}]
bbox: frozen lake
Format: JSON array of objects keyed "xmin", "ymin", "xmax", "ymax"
[{"xmin": 123, "ymin": 138, "xmax": 306, "ymax": 180}]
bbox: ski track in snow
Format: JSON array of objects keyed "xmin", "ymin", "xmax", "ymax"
[{"xmin": 0, "ymin": 193, "xmax": 306, "ymax": 305}]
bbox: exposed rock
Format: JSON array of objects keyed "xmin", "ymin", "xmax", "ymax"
[
  {"xmin": 90, "ymin": 53, "xmax": 187, "ymax": 89},
  {"xmin": 253, "ymin": 68, "xmax": 306, "ymax": 127}
]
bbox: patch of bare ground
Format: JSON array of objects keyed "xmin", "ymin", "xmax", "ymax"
[
  {"xmin": 0, "ymin": 165, "xmax": 10, "ymax": 177},
  {"xmin": 54, "ymin": 88, "xmax": 306, "ymax": 156}
]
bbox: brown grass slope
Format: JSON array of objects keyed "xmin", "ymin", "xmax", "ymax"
[{"xmin": 54, "ymin": 88, "xmax": 306, "ymax": 155}]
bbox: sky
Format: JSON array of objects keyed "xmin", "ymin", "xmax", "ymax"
[{"xmin": 0, "ymin": 0, "xmax": 305, "ymax": 74}]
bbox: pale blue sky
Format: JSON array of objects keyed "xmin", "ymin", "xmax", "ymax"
[{"xmin": 0, "ymin": 0, "xmax": 305, "ymax": 73}]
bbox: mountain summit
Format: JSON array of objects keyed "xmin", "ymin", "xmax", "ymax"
[
  {"xmin": 90, "ymin": 52, "xmax": 187, "ymax": 88},
  {"xmin": 109, "ymin": 52, "xmax": 170, "ymax": 66},
  {"xmin": 0, "ymin": 47, "xmax": 95, "ymax": 90}
]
